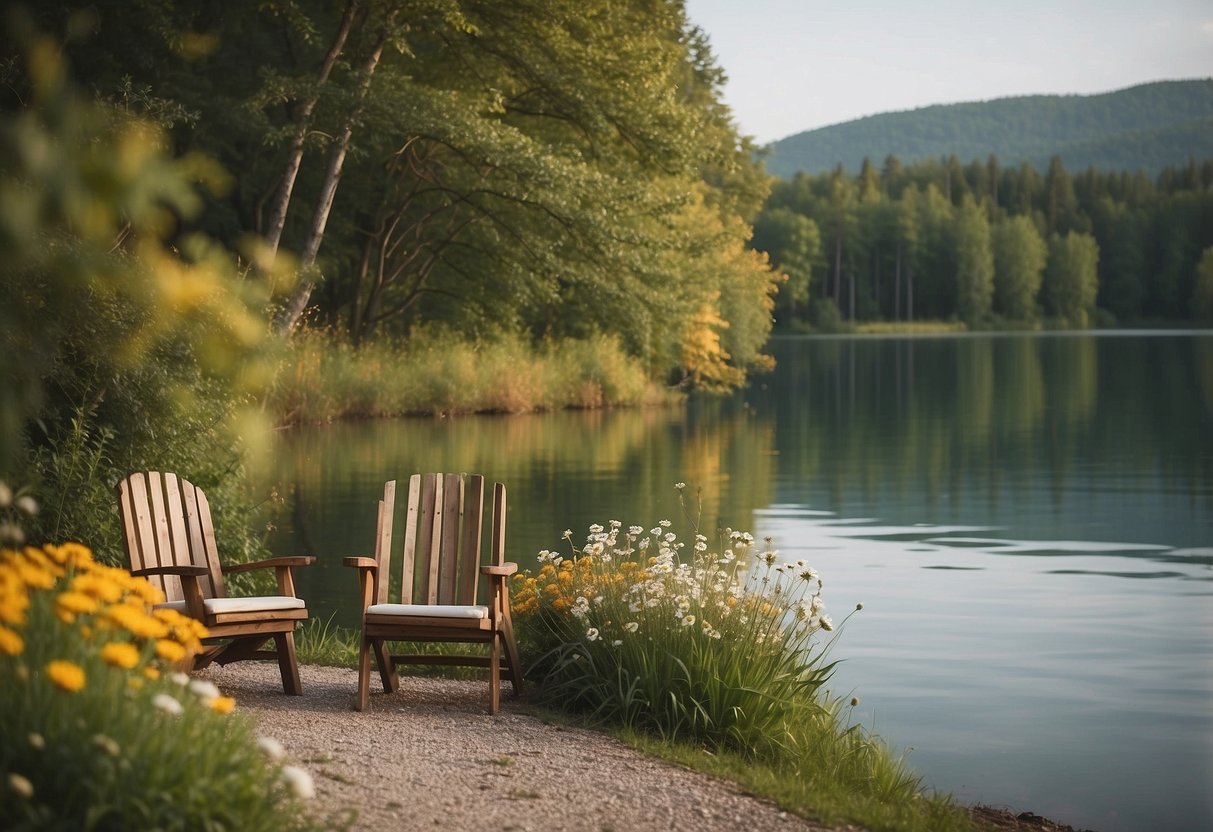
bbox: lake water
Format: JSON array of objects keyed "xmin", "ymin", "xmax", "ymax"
[{"xmin": 257, "ymin": 331, "xmax": 1213, "ymax": 832}]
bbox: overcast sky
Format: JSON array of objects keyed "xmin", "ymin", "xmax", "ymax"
[{"xmin": 684, "ymin": 0, "xmax": 1213, "ymax": 144}]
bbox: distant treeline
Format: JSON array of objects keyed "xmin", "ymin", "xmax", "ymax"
[{"xmin": 751, "ymin": 154, "xmax": 1213, "ymax": 329}]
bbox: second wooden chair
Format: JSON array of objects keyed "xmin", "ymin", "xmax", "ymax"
[{"xmin": 344, "ymin": 473, "xmax": 522, "ymax": 713}]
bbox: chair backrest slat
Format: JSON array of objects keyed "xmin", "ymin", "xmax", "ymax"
[
  {"xmin": 438, "ymin": 473, "xmax": 463, "ymax": 604},
  {"xmin": 491, "ymin": 481, "xmax": 507, "ymax": 568},
  {"xmin": 458, "ymin": 475, "xmax": 485, "ymax": 604},
  {"xmin": 191, "ymin": 485, "xmax": 226, "ymax": 598},
  {"xmin": 376, "ymin": 480, "xmax": 396, "ymax": 605},
  {"xmin": 400, "ymin": 475, "xmax": 420, "ymax": 604}
]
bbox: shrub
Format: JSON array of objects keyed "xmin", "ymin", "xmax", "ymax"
[
  {"xmin": 0, "ymin": 542, "xmax": 337, "ymax": 831},
  {"xmin": 512, "ymin": 485, "xmax": 841, "ymax": 756}
]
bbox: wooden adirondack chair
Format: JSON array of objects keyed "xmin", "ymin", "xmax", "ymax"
[
  {"xmin": 344, "ymin": 474, "xmax": 523, "ymax": 714},
  {"xmin": 115, "ymin": 471, "xmax": 315, "ymax": 695}
]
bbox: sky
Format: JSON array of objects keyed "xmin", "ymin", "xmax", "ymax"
[{"xmin": 684, "ymin": 0, "xmax": 1213, "ymax": 144}]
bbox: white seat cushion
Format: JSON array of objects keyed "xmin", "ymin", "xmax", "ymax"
[
  {"xmin": 155, "ymin": 596, "xmax": 306, "ymax": 615},
  {"xmin": 367, "ymin": 603, "xmax": 488, "ymax": 619}
]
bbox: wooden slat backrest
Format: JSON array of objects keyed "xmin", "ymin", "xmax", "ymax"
[
  {"xmin": 190, "ymin": 484, "xmax": 226, "ymax": 598},
  {"xmin": 490, "ymin": 481, "xmax": 507, "ymax": 569},
  {"xmin": 400, "ymin": 475, "xmax": 420, "ymax": 604},
  {"xmin": 116, "ymin": 471, "xmax": 223, "ymax": 602},
  {"xmin": 375, "ymin": 480, "xmax": 396, "ymax": 605},
  {"xmin": 457, "ymin": 475, "xmax": 485, "ymax": 605},
  {"xmin": 437, "ymin": 473, "xmax": 462, "ymax": 604},
  {"xmin": 394, "ymin": 474, "xmax": 492, "ymax": 607}
]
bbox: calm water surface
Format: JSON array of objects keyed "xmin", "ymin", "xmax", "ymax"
[{"xmin": 258, "ymin": 332, "xmax": 1213, "ymax": 832}]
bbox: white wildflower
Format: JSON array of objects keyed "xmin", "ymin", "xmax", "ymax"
[
  {"xmin": 674, "ymin": 482, "xmax": 686, "ymax": 490},
  {"xmin": 189, "ymin": 679, "xmax": 221, "ymax": 702},
  {"xmin": 819, "ymin": 614, "xmax": 834, "ymax": 631},
  {"xmin": 680, "ymin": 614, "xmax": 696, "ymax": 627},
  {"xmin": 257, "ymin": 736, "xmax": 286, "ymax": 760},
  {"xmin": 152, "ymin": 693, "xmax": 184, "ymax": 717},
  {"xmin": 624, "ymin": 622, "xmax": 639, "ymax": 632},
  {"xmin": 585, "ymin": 627, "xmax": 600, "ymax": 642},
  {"xmin": 628, "ymin": 525, "xmax": 643, "ymax": 536},
  {"xmin": 280, "ymin": 765, "xmax": 315, "ymax": 800},
  {"xmin": 15, "ymin": 495, "xmax": 38, "ymax": 516},
  {"xmin": 589, "ymin": 523, "xmax": 604, "ymax": 534},
  {"xmin": 169, "ymin": 671, "xmax": 190, "ymax": 686}
]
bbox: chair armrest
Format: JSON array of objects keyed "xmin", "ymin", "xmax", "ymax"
[
  {"xmin": 130, "ymin": 565, "xmax": 211, "ymax": 578},
  {"xmin": 481, "ymin": 563, "xmax": 518, "ymax": 577},
  {"xmin": 221, "ymin": 556, "xmax": 315, "ymax": 575},
  {"xmin": 129, "ymin": 566, "xmax": 206, "ymax": 619},
  {"xmin": 221, "ymin": 556, "xmax": 314, "ymax": 598},
  {"xmin": 343, "ymin": 558, "xmax": 380, "ymax": 611}
]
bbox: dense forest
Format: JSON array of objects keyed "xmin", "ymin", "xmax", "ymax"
[
  {"xmin": 5, "ymin": 0, "xmax": 778, "ymax": 389},
  {"xmin": 0, "ymin": 0, "xmax": 779, "ymax": 553},
  {"xmin": 750, "ymin": 154, "xmax": 1213, "ymax": 328},
  {"xmin": 765, "ymin": 80, "xmax": 1213, "ymax": 179}
]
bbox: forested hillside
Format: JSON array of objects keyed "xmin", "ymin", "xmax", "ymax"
[{"xmin": 765, "ymin": 80, "xmax": 1213, "ymax": 178}]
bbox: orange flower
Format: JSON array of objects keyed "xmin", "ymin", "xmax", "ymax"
[
  {"xmin": 100, "ymin": 641, "xmax": 141, "ymax": 670},
  {"xmin": 46, "ymin": 660, "xmax": 86, "ymax": 692}
]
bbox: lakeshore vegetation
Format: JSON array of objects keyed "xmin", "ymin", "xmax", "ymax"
[{"xmin": 0, "ymin": 2, "xmax": 1209, "ymax": 830}]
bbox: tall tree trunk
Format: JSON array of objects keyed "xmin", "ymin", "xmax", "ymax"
[
  {"xmin": 274, "ymin": 13, "xmax": 393, "ymax": 336},
  {"xmin": 264, "ymin": 0, "xmax": 358, "ymax": 257}
]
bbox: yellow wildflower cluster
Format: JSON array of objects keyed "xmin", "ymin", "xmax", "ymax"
[{"xmin": 0, "ymin": 543, "xmax": 209, "ymax": 693}]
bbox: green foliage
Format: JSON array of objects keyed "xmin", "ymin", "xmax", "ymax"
[
  {"xmin": 954, "ymin": 197, "xmax": 994, "ymax": 324},
  {"xmin": 0, "ymin": 543, "xmax": 337, "ymax": 831},
  {"xmin": 753, "ymin": 154, "xmax": 1213, "ymax": 327},
  {"xmin": 37, "ymin": 0, "xmax": 778, "ymax": 390},
  {"xmin": 1043, "ymin": 232, "xmax": 1100, "ymax": 328},
  {"xmin": 766, "ymin": 79, "xmax": 1213, "ymax": 178},
  {"xmin": 269, "ymin": 328, "xmax": 668, "ymax": 423},
  {"xmin": 992, "ymin": 215, "xmax": 1047, "ymax": 321},
  {"xmin": 0, "ymin": 31, "xmax": 277, "ymax": 565}
]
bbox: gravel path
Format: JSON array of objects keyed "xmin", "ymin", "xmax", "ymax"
[{"xmin": 201, "ymin": 662, "xmax": 839, "ymax": 832}]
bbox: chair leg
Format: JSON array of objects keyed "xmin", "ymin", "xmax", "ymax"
[
  {"xmin": 355, "ymin": 634, "xmax": 371, "ymax": 712},
  {"xmin": 275, "ymin": 631, "xmax": 303, "ymax": 695},
  {"xmin": 501, "ymin": 617, "xmax": 523, "ymax": 692},
  {"xmin": 488, "ymin": 631, "xmax": 501, "ymax": 715},
  {"xmin": 372, "ymin": 638, "xmax": 397, "ymax": 692}
]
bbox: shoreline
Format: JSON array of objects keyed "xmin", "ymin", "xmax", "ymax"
[{"xmin": 201, "ymin": 662, "xmax": 1086, "ymax": 832}]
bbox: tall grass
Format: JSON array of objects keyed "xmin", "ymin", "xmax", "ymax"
[
  {"xmin": 269, "ymin": 328, "xmax": 672, "ymax": 424},
  {"xmin": 511, "ymin": 486, "xmax": 974, "ymax": 832}
]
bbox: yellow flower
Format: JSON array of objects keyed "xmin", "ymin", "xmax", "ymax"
[
  {"xmin": 105, "ymin": 603, "xmax": 169, "ymax": 640},
  {"xmin": 100, "ymin": 641, "xmax": 141, "ymax": 670},
  {"xmin": 46, "ymin": 660, "xmax": 86, "ymax": 692},
  {"xmin": 0, "ymin": 625, "xmax": 24, "ymax": 656},
  {"xmin": 57, "ymin": 591, "xmax": 99, "ymax": 616},
  {"xmin": 143, "ymin": 666, "xmax": 161, "ymax": 680},
  {"xmin": 70, "ymin": 572, "xmax": 123, "ymax": 604},
  {"xmin": 154, "ymin": 639, "xmax": 188, "ymax": 663},
  {"xmin": 43, "ymin": 542, "xmax": 94, "ymax": 569},
  {"xmin": 208, "ymin": 696, "xmax": 237, "ymax": 715}
]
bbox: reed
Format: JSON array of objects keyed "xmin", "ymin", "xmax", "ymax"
[{"xmin": 268, "ymin": 328, "xmax": 670, "ymax": 424}]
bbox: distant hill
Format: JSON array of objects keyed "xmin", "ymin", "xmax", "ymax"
[{"xmin": 764, "ymin": 79, "xmax": 1213, "ymax": 178}]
